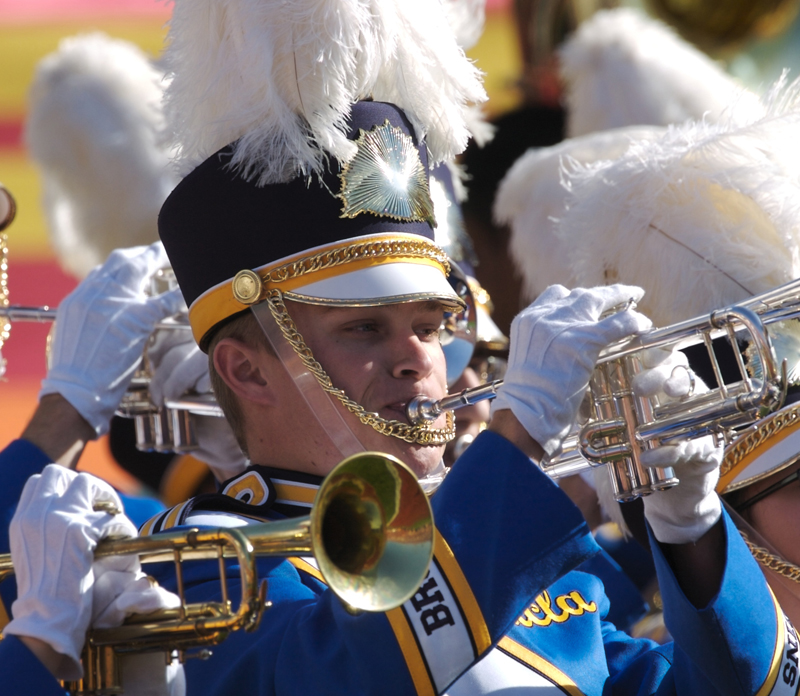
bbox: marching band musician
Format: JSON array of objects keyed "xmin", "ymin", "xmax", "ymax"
[
  {"xmin": 0, "ymin": 105, "xmax": 793, "ymax": 693},
  {"xmin": 0, "ymin": 2, "xmax": 795, "ymax": 696}
]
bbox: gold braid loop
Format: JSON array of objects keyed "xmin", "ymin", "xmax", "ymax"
[
  {"xmin": 720, "ymin": 404, "xmax": 800, "ymax": 480},
  {"xmin": 264, "ymin": 289, "xmax": 455, "ymax": 446},
  {"xmin": 740, "ymin": 530, "xmax": 800, "ymax": 585},
  {"xmin": 263, "ymin": 239, "xmax": 450, "ymax": 285}
]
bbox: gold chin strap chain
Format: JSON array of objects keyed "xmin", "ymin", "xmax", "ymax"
[
  {"xmin": 740, "ymin": 531, "xmax": 800, "ymax": 585},
  {"xmin": 720, "ymin": 405, "xmax": 800, "ymax": 483},
  {"xmin": 264, "ymin": 289, "xmax": 455, "ymax": 447}
]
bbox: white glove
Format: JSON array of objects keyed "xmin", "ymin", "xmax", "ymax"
[
  {"xmin": 148, "ymin": 325, "xmax": 247, "ymax": 480},
  {"xmin": 633, "ymin": 347, "xmax": 723, "ymax": 544},
  {"xmin": 40, "ymin": 242, "xmax": 185, "ymax": 436},
  {"xmin": 147, "ymin": 324, "xmax": 210, "ymax": 408},
  {"xmin": 631, "ymin": 347, "xmax": 695, "ymax": 402},
  {"xmin": 5, "ymin": 465, "xmax": 137, "ymax": 679},
  {"xmin": 491, "ymin": 284, "xmax": 651, "ymax": 455},
  {"xmin": 92, "ymin": 554, "xmax": 180, "ymax": 629}
]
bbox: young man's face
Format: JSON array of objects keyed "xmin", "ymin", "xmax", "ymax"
[{"xmin": 284, "ymin": 299, "xmax": 450, "ymax": 478}]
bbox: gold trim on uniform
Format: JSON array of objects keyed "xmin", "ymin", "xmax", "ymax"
[
  {"xmin": 386, "ymin": 607, "xmax": 437, "ymax": 696},
  {"xmin": 222, "ymin": 471, "xmax": 271, "ymax": 506},
  {"xmin": 273, "ymin": 481, "xmax": 317, "ymax": 507},
  {"xmin": 433, "ymin": 530, "xmax": 491, "ymax": 654},
  {"xmin": 755, "ymin": 586, "xmax": 791, "ymax": 696},
  {"xmin": 288, "ymin": 557, "xmax": 325, "ymax": 584},
  {"xmin": 497, "ymin": 637, "xmax": 585, "ymax": 696},
  {"xmin": 384, "ymin": 529, "xmax": 491, "ymax": 695},
  {"xmin": 0, "ymin": 593, "xmax": 10, "ymax": 633}
]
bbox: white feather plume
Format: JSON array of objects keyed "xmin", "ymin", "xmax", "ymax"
[
  {"xmin": 559, "ymin": 81, "xmax": 800, "ymax": 326},
  {"xmin": 442, "ymin": 0, "xmax": 486, "ymax": 50},
  {"xmin": 494, "ymin": 126, "xmax": 664, "ymax": 302},
  {"xmin": 25, "ymin": 33, "xmax": 177, "ymax": 278},
  {"xmin": 163, "ymin": 0, "xmax": 487, "ymax": 186},
  {"xmin": 498, "ymin": 75, "xmax": 800, "ymax": 327},
  {"xmin": 559, "ymin": 8, "xmax": 761, "ymax": 138}
]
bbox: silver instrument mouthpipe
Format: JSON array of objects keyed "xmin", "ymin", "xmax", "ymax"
[{"xmin": 406, "ymin": 380, "xmax": 503, "ymax": 424}]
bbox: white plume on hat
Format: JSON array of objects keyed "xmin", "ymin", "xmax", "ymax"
[
  {"xmin": 163, "ymin": 0, "xmax": 487, "ymax": 187},
  {"xmin": 25, "ymin": 33, "xmax": 177, "ymax": 279},
  {"xmin": 443, "ymin": 0, "xmax": 494, "ymax": 151},
  {"xmin": 559, "ymin": 7, "xmax": 761, "ymax": 138},
  {"xmin": 442, "ymin": 0, "xmax": 486, "ymax": 50},
  {"xmin": 494, "ymin": 125, "xmax": 664, "ymax": 303},
  {"xmin": 550, "ymin": 78, "xmax": 800, "ymax": 326},
  {"xmin": 495, "ymin": 76, "xmax": 800, "ymax": 325}
]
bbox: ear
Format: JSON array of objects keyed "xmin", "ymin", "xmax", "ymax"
[{"xmin": 212, "ymin": 337, "xmax": 277, "ymax": 406}]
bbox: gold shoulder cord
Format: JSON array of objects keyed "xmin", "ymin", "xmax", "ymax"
[
  {"xmin": 740, "ymin": 531, "xmax": 800, "ymax": 585},
  {"xmin": 264, "ymin": 289, "xmax": 455, "ymax": 447}
]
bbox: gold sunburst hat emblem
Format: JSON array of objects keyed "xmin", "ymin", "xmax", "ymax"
[{"xmin": 339, "ymin": 120, "xmax": 436, "ymax": 227}]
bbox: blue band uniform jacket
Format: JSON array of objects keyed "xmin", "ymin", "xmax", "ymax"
[{"xmin": 0, "ymin": 432, "xmax": 796, "ymax": 695}]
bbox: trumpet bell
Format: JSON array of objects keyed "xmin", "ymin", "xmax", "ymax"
[{"xmin": 313, "ymin": 452, "xmax": 434, "ymax": 612}]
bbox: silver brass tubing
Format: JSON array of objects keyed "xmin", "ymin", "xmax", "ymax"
[
  {"xmin": 406, "ymin": 380, "xmax": 502, "ymax": 423},
  {"xmin": 0, "ymin": 305, "xmax": 191, "ymax": 331},
  {"xmin": 165, "ymin": 394, "xmax": 224, "ymax": 417},
  {"xmin": 0, "ymin": 305, "xmax": 57, "ymax": 321},
  {"xmin": 134, "ymin": 414, "xmax": 157, "ymax": 451},
  {"xmin": 407, "ymin": 301, "xmax": 784, "ymax": 428}
]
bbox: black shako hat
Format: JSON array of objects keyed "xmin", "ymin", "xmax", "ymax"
[{"xmin": 158, "ymin": 101, "xmax": 463, "ymax": 349}]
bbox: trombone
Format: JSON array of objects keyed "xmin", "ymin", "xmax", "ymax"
[
  {"xmin": 407, "ymin": 279, "xmax": 800, "ymax": 502},
  {"xmin": 0, "ymin": 452, "xmax": 434, "ymax": 695}
]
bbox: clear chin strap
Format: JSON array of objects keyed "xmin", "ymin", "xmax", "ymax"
[
  {"xmin": 250, "ymin": 301, "xmax": 365, "ymax": 459},
  {"xmin": 418, "ymin": 459, "xmax": 449, "ymax": 495}
]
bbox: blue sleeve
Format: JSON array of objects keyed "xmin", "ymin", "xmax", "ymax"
[
  {"xmin": 0, "ymin": 636, "xmax": 67, "ymax": 696},
  {"xmin": 578, "ymin": 549, "xmax": 649, "ymax": 633},
  {"xmin": 430, "ymin": 431, "xmax": 599, "ymax": 639},
  {"xmin": 653, "ymin": 510, "xmax": 789, "ymax": 696}
]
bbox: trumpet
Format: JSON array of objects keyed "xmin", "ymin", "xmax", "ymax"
[
  {"xmin": 0, "ymin": 452, "xmax": 434, "ymax": 695},
  {"xmin": 407, "ymin": 279, "xmax": 800, "ymax": 502},
  {"xmin": 113, "ymin": 268, "xmax": 219, "ymax": 455},
  {"xmin": 0, "ymin": 267, "xmax": 215, "ymax": 455}
]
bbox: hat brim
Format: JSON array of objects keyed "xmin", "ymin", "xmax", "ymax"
[
  {"xmin": 286, "ymin": 262, "xmax": 464, "ymax": 311},
  {"xmin": 719, "ymin": 405, "xmax": 800, "ymax": 494}
]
